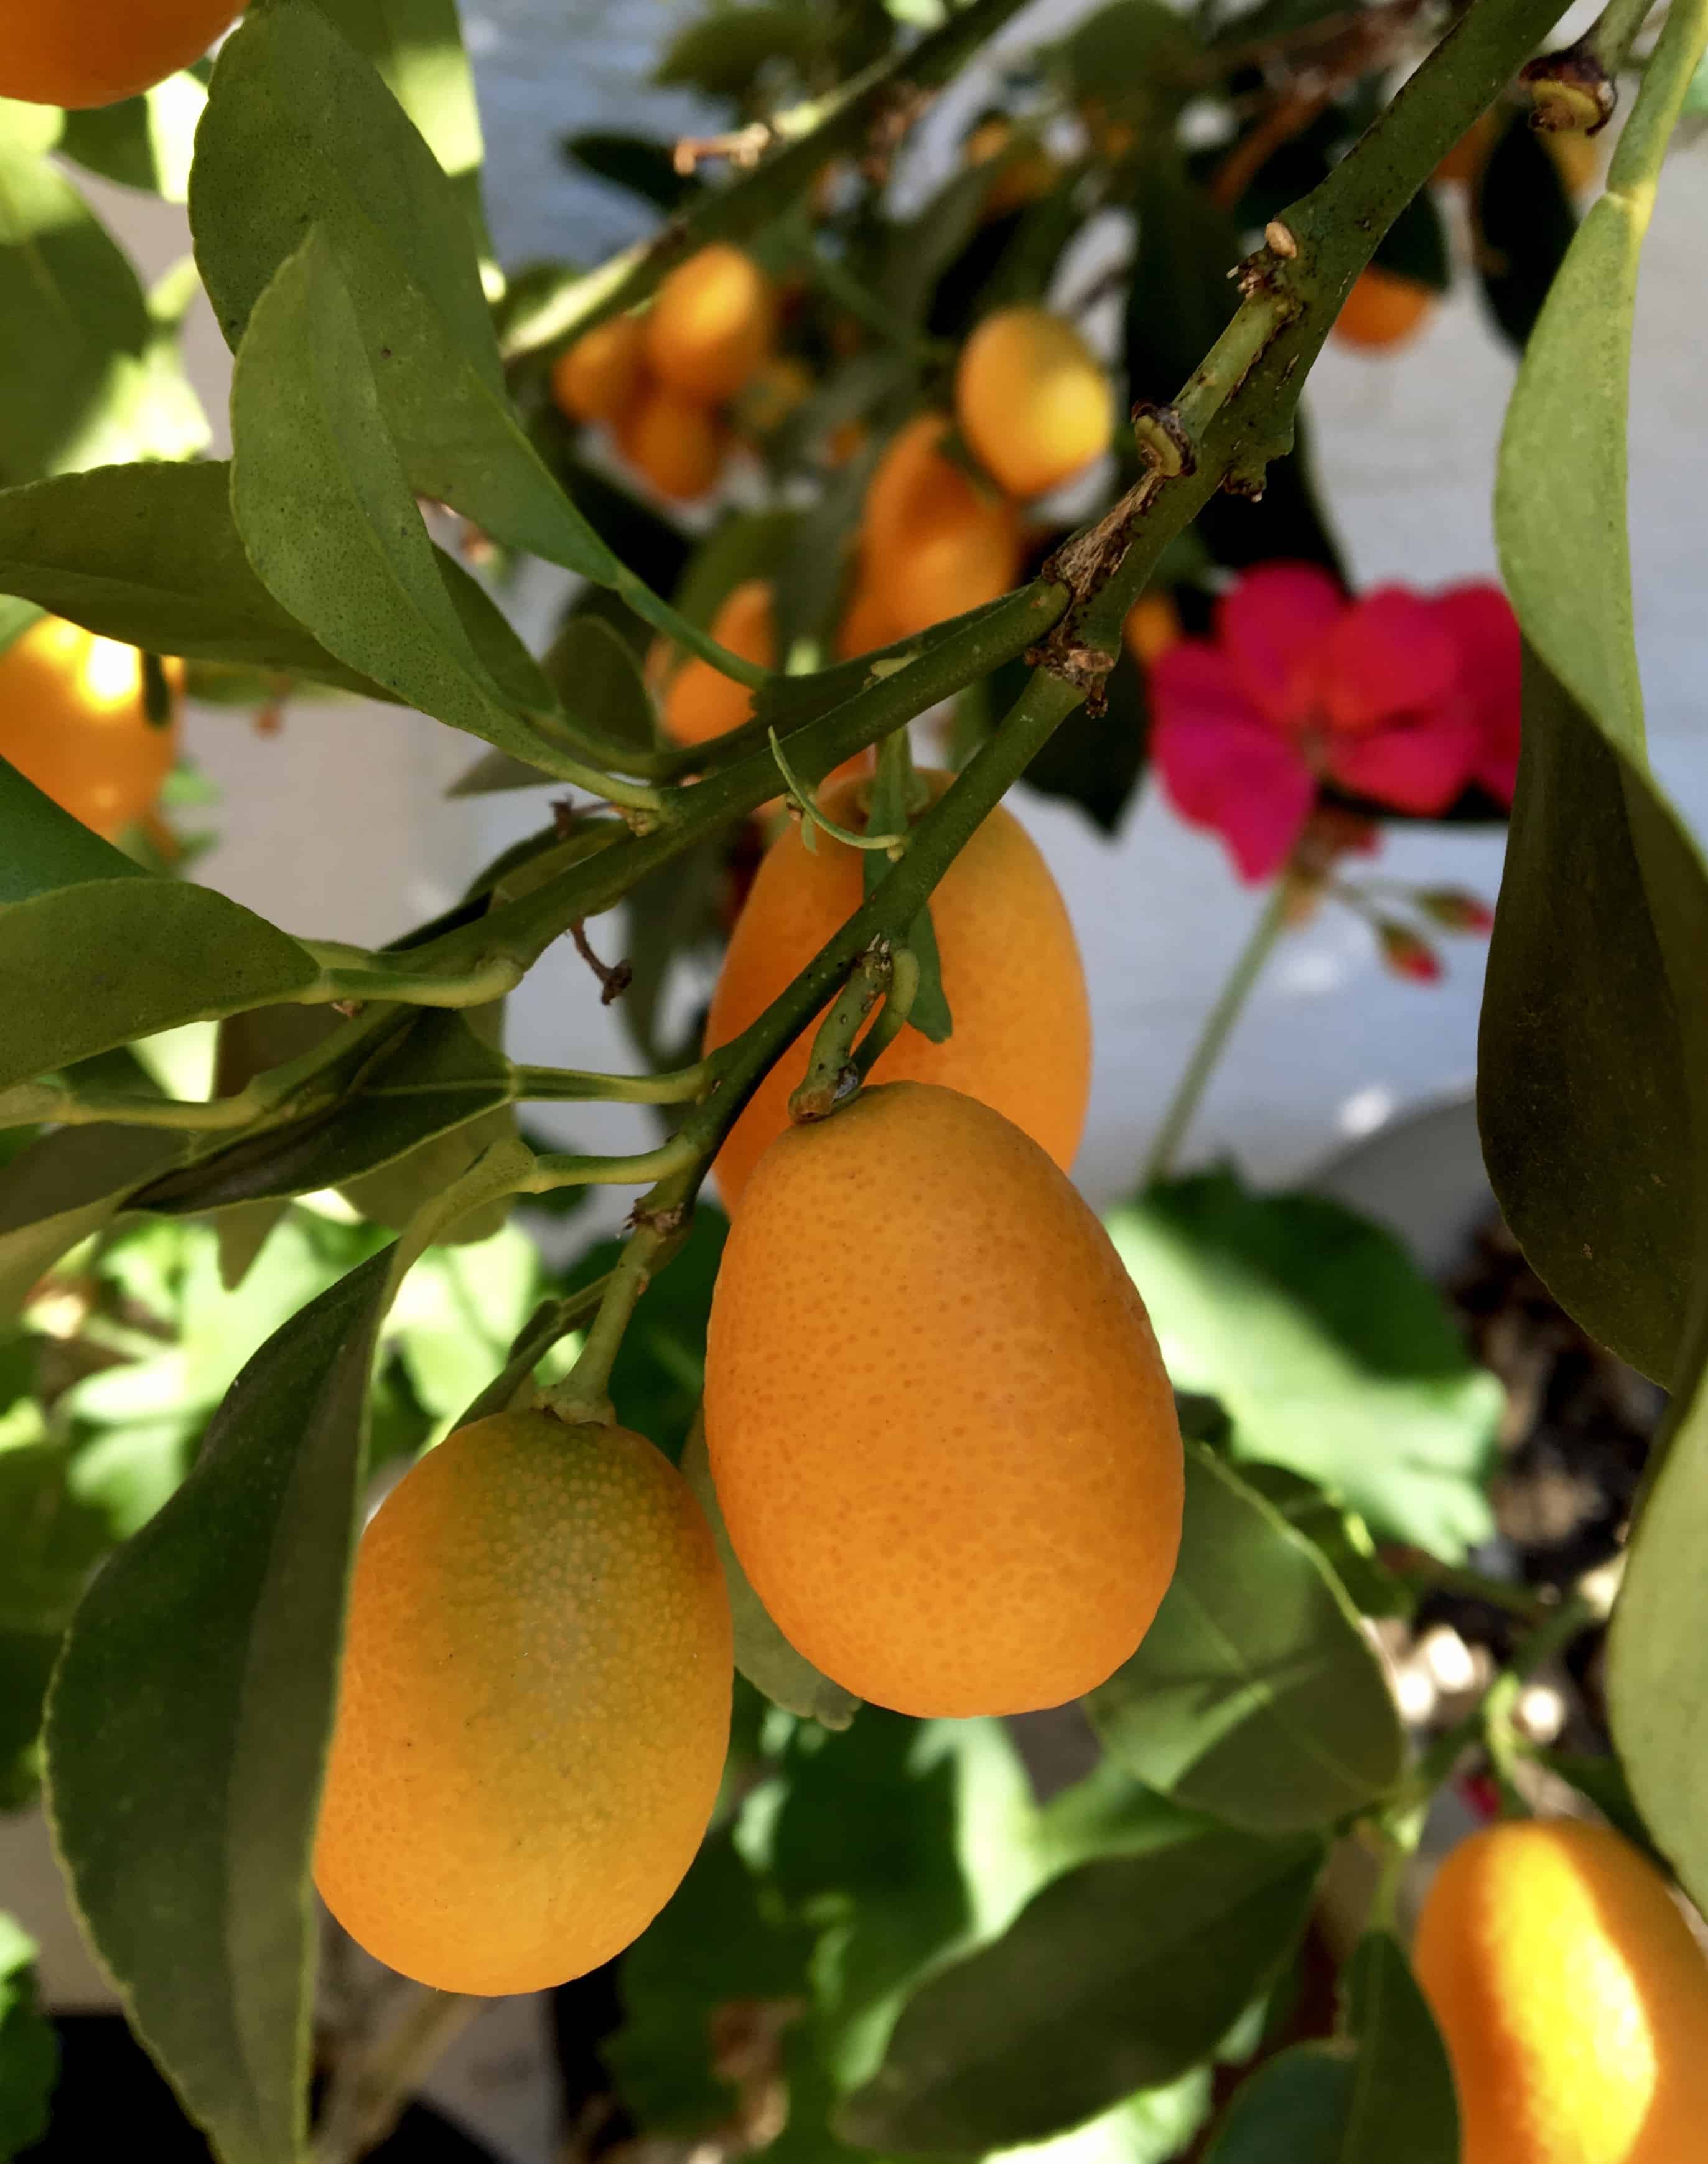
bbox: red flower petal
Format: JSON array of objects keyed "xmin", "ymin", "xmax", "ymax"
[
  {"xmin": 1155, "ymin": 705, "xmax": 1317, "ymax": 882},
  {"xmin": 1437, "ymin": 581, "xmax": 1522, "ymax": 803},
  {"xmin": 1327, "ymin": 707, "xmax": 1478, "ymax": 815},
  {"xmin": 1215, "ymin": 562, "xmax": 1345, "ymax": 731},
  {"xmin": 1320, "ymin": 586, "xmax": 1462, "ymax": 734}
]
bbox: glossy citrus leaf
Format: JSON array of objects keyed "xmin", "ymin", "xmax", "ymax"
[
  {"xmin": 681, "ymin": 1415, "xmax": 859, "ymax": 1730},
  {"xmin": 0, "ymin": 1915, "xmax": 57, "ymax": 2157},
  {"xmin": 42, "ymin": 1135, "xmax": 528, "ymax": 2164},
  {"xmin": 0, "ymin": 757, "xmax": 152, "ymax": 907},
  {"xmin": 228, "ymin": 229, "xmax": 560, "ymax": 765},
  {"xmin": 838, "ymin": 1825, "xmax": 1322, "ymax": 2154},
  {"xmin": 1088, "ymin": 1446, "xmax": 1403, "ymax": 1833},
  {"xmin": 1336, "ymin": 1931, "xmax": 1458, "ymax": 2162},
  {"xmin": 45, "ymin": 1248, "xmax": 393, "ymax": 2164},
  {"xmin": 1105, "ymin": 1173, "xmax": 1499, "ymax": 1558},
  {"xmin": 0, "ymin": 1126, "xmax": 184, "ymax": 1314},
  {"xmin": 1203, "ymin": 2046, "xmax": 1354, "ymax": 2162},
  {"xmin": 1234, "ymin": 1462, "xmax": 1410, "ymax": 1621},
  {"xmin": 0, "ymin": 881, "xmax": 321, "ymax": 1094},
  {"xmin": 0, "ymin": 462, "xmax": 386, "ymax": 696}
]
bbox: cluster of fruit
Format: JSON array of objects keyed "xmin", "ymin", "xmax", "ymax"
[
  {"xmin": 550, "ymin": 243, "xmax": 778, "ymax": 503},
  {"xmin": 315, "ymin": 749, "xmax": 1185, "ymax": 1998}
]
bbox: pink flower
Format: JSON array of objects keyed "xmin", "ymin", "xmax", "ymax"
[{"xmin": 1150, "ymin": 563, "xmax": 1520, "ymax": 882}]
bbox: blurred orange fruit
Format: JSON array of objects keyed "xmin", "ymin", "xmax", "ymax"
[
  {"xmin": 0, "ymin": 0, "xmax": 241, "ymax": 108},
  {"xmin": 660, "ymin": 579, "xmax": 773, "ymax": 748},
  {"xmin": 645, "ymin": 244, "xmax": 775, "ymax": 405},
  {"xmin": 315, "ymin": 1411, "xmax": 731, "ymax": 1995},
  {"xmin": 859, "ymin": 413, "xmax": 1022, "ymax": 639},
  {"xmin": 0, "ymin": 616, "xmax": 180, "ymax": 838},
  {"xmin": 703, "ymin": 766, "xmax": 1090, "ymax": 1211},
  {"xmin": 704, "ymin": 1080, "xmax": 1183, "ymax": 1715},
  {"xmin": 1332, "ymin": 266, "xmax": 1434, "ymax": 351},
  {"xmin": 836, "ymin": 579, "xmax": 898, "ymax": 660},
  {"xmin": 1415, "ymin": 1817, "xmax": 1708, "ymax": 2164},
  {"xmin": 956, "ymin": 307, "xmax": 1113, "ymax": 499},
  {"xmin": 549, "ymin": 314, "xmax": 647, "ymax": 426},
  {"xmin": 617, "ymin": 386, "xmax": 727, "ymax": 500}
]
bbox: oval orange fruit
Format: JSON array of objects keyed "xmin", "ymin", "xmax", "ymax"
[
  {"xmin": 0, "ymin": 0, "xmax": 241, "ymax": 108},
  {"xmin": 859, "ymin": 413, "xmax": 1022, "ymax": 639},
  {"xmin": 315, "ymin": 1411, "xmax": 732, "ymax": 1995},
  {"xmin": 954, "ymin": 307, "xmax": 1113, "ymax": 499},
  {"xmin": 1414, "ymin": 1817, "xmax": 1708, "ymax": 2164},
  {"xmin": 703, "ymin": 767, "xmax": 1090, "ymax": 1211},
  {"xmin": 645, "ymin": 244, "xmax": 775, "ymax": 405},
  {"xmin": 704, "ymin": 1080, "xmax": 1183, "ymax": 1716},
  {"xmin": 617, "ymin": 385, "xmax": 727, "ymax": 501},
  {"xmin": 0, "ymin": 616, "xmax": 180, "ymax": 838}
]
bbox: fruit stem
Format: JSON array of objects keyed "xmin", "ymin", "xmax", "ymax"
[
  {"xmin": 852, "ymin": 946, "xmax": 920, "ymax": 1083},
  {"xmin": 543, "ymin": 1170, "xmax": 698, "ymax": 1425},
  {"xmin": 788, "ymin": 942, "xmax": 897, "ymax": 1122},
  {"xmin": 1140, "ymin": 878, "xmax": 1291, "ymax": 1191},
  {"xmin": 455, "ymin": 1273, "xmax": 617, "ymax": 1428},
  {"xmin": 310, "ymin": 1984, "xmax": 482, "ymax": 2164}
]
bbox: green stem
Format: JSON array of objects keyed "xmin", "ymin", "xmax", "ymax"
[
  {"xmin": 524, "ymin": 1135, "xmax": 701, "ymax": 1191},
  {"xmin": 544, "ymin": 1168, "xmax": 698, "ymax": 1424},
  {"xmin": 514, "ymin": 719, "xmax": 671, "ymax": 811},
  {"xmin": 789, "ymin": 229, "xmax": 950, "ymax": 365},
  {"xmin": 456, "ymin": 1274, "xmax": 615, "ymax": 1428},
  {"xmin": 1141, "ymin": 881, "xmax": 1290, "ymax": 1191},
  {"xmin": 1401, "ymin": 1561, "xmax": 1554, "ymax": 1621},
  {"xmin": 852, "ymin": 945, "xmax": 920, "ymax": 1082},
  {"xmin": 788, "ymin": 944, "xmax": 895, "ymax": 1121},
  {"xmin": 511, "ymin": 1060, "xmax": 709, "ymax": 1106}
]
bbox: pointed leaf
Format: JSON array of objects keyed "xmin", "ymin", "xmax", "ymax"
[
  {"xmin": 1088, "ymin": 1447, "xmax": 1404, "ymax": 1833},
  {"xmin": 0, "ymin": 880, "xmax": 321, "ymax": 1092},
  {"xmin": 1203, "ymin": 2047, "xmax": 1354, "ymax": 2163},
  {"xmin": 0, "ymin": 1125, "xmax": 184, "ymax": 1313},
  {"xmin": 839, "ymin": 1826, "xmax": 1322, "ymax": 2155},
  {"xmin": 0, "ymin": 1916, "xmax": 58, "ymax": 2157},
  {"xmin": 1336, "ymin": 1931, "xmax": 1458, "ymax": 2163},
  {"xmin": 0, "ymin": 757, "xmax": 152, "ymax": 906},
  {"xmin": 44, "ymin": 1248, "xmax": 393, "ymax": 2164}
]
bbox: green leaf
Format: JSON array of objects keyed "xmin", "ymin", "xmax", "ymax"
[
  {"xmin": 0, "ymin": 462, "xmax": 390, "ymax": 696},
  {"xmin": 133, "ymin": 1011, "xmax": 513, "ymax": 1214},
  {"xmin": 548, "ymin": 614, "xmax": 658, "ymax": 753},
  {"xmin": 0, "ymin": 1438, "xmax": 118, "ymax": 1635},
  {"xmin": 1234, "ymin": 1463, "xmax": 1411, "ymax": 1621},
  {"xmin": 608, "ymin": 1832, "xmax": 814, "ymax": 2135},
  {"xmin": 1088, "ymin": 1447, "xmax": 1402, "ymax": 1833},
  {"xmin": 994, "ymin": 2073, "xmax": 1214, "ymax": 2164},
  {"xmin": 387, "ymin": 1222, "xmax": 538, "ymax": 1421},
  {"xmin": 57, "ymin": 72, "xmax": 208, "ymax": 202},
  {"xmin": 562, "ymin": 131, "xmax": 702, "ymax": 214},
  {"xmin": 0, "ymin": 100, "xmax": 205, "ymax": 486},
  {"xmin": 1105, "ymin": 1173, "xmax": 1500, "ymax": 1558},
  {"xmin": 1371, "ymin": 185, "xmax": 1450, "ymax": 291},
  {"xmin": 0, "ymin": 879, "xmax": 321, "ymax": 1093},
  {"xmin": 1204, "ymin": 1931, "xmax": 1456, "ymax": 2162},
  {"xmin": 1477, "ymin": 656, "xmax": 1702, "ymax": 1383},
  {"xmin": 0, "ymin": 1634, "xmax": 58, "ymax": 1810},
  {"xmin": 1485, "ymin": 0, "xmax": 1708, "ymax": 1385},
  {"xmin": 681, "ymin": 1415, "xmax": 859, "ymax": 1730},
  {"xmin": 229, "ymin": 228, "xmax": 566, "ymax": 762},
  {"xmin": 309, "ymin": 0, "xmax": 489, "ymax": 246},
  {"xmin": 0, "ymin": 1125, "xmax": 185, "ymax": 1311},
  {"xmin": 838, "ymin": 1824, "xmax": 1322, "ymax": 2155},
  {"xmin": 0, "ymin": 756, "xmax": 154, "ymax": 906},
  {"xmin": 0, "ymin": 1916, "xmax": 57, "ymax": 2157},
  {"xmin": 656, "ymin": 4, "xmax": 826, "ymax": 100},
  {"xmin": 1537, "ymin": 1749, "xmax": 1666, "ymax": 1867},
  {"xmin": 1202, "ymin": 2046, "xmax": 1353, "ymax": 2163},
  {"xmin": 44, "ymin": 1246, "xmax": 398, "ymax": 2164},
  {"xmin": 1122, "ymin": 154, "xmax": 1239, "ymax": 407}
]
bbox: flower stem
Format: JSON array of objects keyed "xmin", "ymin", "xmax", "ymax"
[{"xmin": 1141, "ymin": 878, "xmax": 1291, "ymax": 1191}]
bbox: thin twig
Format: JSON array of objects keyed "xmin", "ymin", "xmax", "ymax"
[{"xmin": 312, "ymin": 1985, "xmax": 482, "ymax": 2164}]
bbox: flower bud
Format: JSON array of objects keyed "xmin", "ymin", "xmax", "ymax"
[
  {"xmin": 1416, "ymin": 887, "xmax": 1496, "ymax": 935},
  {"xmin": 1379, "ymin": 921, "xmax": 1443, "ymax": 983}
]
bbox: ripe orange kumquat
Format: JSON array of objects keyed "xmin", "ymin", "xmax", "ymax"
[
  {"xmin": 0, "ymin": 616, "xmax": 180, "ymax": 838},
  {"xmin": 0, "ymin": 0, "xmax": 243, "ymax": 109}
]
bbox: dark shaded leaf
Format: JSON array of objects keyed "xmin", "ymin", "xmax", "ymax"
[
  {"xmin": 0, "ymin": 757, "xmax": 152, "ymax": 907},
  {"xmin": 839, "ymin": 1824, "xmax": 1322, "ymax": 2155},
  {"xmin": 1474, "ymin": 115, "xmax": 1577, "ymax": 353},
  {"xmin": 0, "ymin": 1125, "xmax": 184, "ymax": 1313},
  {"xmin": 1088, "ymin": 1447, "xmax": 1403, "ymax": 1832},
  {"xmin": 0, "ymin": 1917, "xmax": 58, "ymax": 2157},
  {"xmin": 562, "ymin": 131, "xmax": 704, "ymax": 213},
  {"xmin": 1371, "ymin": 186, "xmax": 1450, "ymax": 291},
  {"xmin": 56, "ymin": 72, "xmax": 207, "ymax": 202},
  {"xmin": 655, "ymin": 4, "xmax": 826, "ymax": 100},
  {"xmin": 1337, "ymin": 1931, "xmax": 1458, "ymax": 2162},
  {"xmin": 1203, "ymin": 2045, "xmax": 1353, "ymax": 2162}
]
